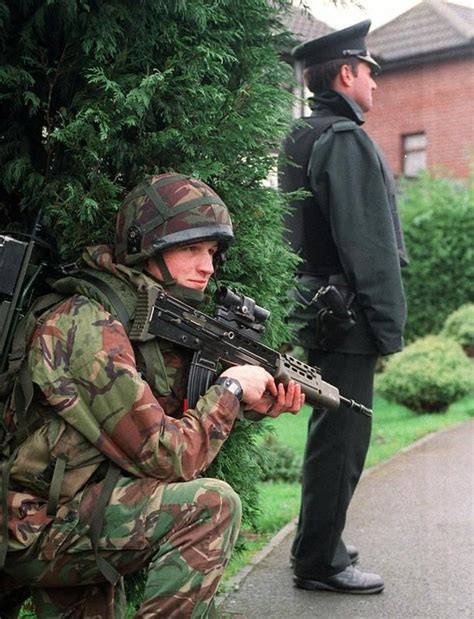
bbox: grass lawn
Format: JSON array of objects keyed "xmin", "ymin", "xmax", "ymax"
[{"xmin": 222, "ymin": 394, "xmax": 474, "ymax": 581}]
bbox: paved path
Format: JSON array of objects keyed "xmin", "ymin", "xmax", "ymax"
[{"xmin": 219, "ymin": 420, "xmax": 474, "ymax": 618}]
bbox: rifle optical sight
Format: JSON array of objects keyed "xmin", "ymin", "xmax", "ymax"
[{"xmin": 215, "ymin": 286, "xmax": 270, "ymax": 326}]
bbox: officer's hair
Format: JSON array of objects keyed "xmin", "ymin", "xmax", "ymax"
[{"xmin": 303, "ymin": 58, "xmax": 360, "ymax": 94}]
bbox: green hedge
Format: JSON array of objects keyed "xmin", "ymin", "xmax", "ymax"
[
  {"xmin": 376, "ymin": 335, "xmax": 473, "ymax": 413},
  {"xmin": 399, "ymin": 174, "xmax": 474, "ymax": 342}
]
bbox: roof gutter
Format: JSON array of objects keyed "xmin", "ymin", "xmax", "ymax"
[{"xmin": 374, "ymin": 43, "xmax": 474, "ymax": 72}]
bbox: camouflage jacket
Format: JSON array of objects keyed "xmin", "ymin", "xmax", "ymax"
[{"xmin": 5, "ymin": 245, "xmax": 240, "ymax": 553}]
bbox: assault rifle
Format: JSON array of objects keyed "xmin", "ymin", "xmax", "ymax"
[
  {"xmin": 141, "ymin": 286, "xmax": 372, "ymax": 418},
  {"xmin": 0, "ymin": 221, "xmax": 371, "ymax": 418}
]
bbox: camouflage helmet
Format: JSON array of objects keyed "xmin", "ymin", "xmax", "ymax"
[{"xmin": 115, "ymin": 173, "xmax": 234, "ymax": 266}]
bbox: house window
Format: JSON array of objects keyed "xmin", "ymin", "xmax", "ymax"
[{"xmin": 402, "ymin": 133, "xmax": 427, "ymax": 177}]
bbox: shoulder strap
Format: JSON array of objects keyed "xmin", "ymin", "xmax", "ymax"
[
  {"xmin": 63, "ymin": 270, "xmax": 162, "ymax": 343},
  {"xmin": 304, "ymin": 114, "xmax": 347, "ymax": 138},
  {"xmin": 77, "ymin": 271, "xmax": 131, "ymax": 329},
  {"xmin": 53, "ymin": 270, "xmax": 134, "ymax": 332}
]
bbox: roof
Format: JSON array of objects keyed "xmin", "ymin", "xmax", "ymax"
[
  {"xmin": 368, "ymin": 0, "xmax": 474, "ymax": 69},
  {"xmin": 281, "ymin": 4, "xmax": 334, "ymax": 45}
]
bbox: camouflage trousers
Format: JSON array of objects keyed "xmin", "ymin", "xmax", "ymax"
[{"xmin": 4, "ymin": 476, "xmax": 241, "ymax": 618}]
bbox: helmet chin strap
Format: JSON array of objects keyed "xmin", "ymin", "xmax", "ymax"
[{"xmin": 148, "ymin": 253, "xmax": 205, "ymax": 307}]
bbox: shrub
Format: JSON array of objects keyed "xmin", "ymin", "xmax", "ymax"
[
  {"xmin": 376, "ymin": 335, "xmax": 473, "ymax": 413},
  {"xmin": 441, "ymin": 304, "xmax": 474, "ymax": 356},
  {"xmin": 399, "ymin": 174, "xmax": 474, "ymax": 342},
  {"xmin": 259, "ymin": 433, "xmax": 302, "ymax": 483}
]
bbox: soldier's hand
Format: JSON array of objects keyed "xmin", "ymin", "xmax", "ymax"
[
  {"xmin": 220, "ymin": 366, "xmax": 304, "ymax": 417},
  {"xmin": 250, "ymin": 379, "xmax": 304, "ymax": 418}
]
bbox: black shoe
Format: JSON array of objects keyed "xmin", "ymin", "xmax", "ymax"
[
  {"xmin": 290, "ymin": 544, "xmax": 359, "ymax": 568},
  {"xmin": 294, "ymin": 565, "xmax": 384, "ymax": 594}
]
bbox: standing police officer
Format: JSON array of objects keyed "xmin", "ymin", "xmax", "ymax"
[{"xmin": 279, "ymin": 21, "xmax": 408, "ymax": 594}]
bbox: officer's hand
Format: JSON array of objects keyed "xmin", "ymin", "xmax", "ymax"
[{"xmin": 220, "ymin": 366, "xmax": 304, "ymax": 418}]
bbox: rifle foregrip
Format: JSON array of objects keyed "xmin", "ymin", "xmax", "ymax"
[
  {"xmin": 273, "ymin": 354, "xmax": 372, "ymax": 417},
  {"xmin": 273, "ymin": 354, "xmax": 341, "ymax": 410}
]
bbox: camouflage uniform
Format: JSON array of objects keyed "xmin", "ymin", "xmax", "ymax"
[{"xmin": 2, "ymin": 175, "xmax": 241, "ymax": 618}]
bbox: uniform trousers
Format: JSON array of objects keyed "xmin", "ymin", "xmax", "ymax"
[
  {"xmin": 292, "ymin": 350, "xmax": 377, "ymax": 578},
  {"xmin": 4, "ymin": 476, "xmax": 241, "ymax": 618}
]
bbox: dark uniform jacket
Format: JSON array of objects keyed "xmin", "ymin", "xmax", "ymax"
[{"xmin": 280, "ymin": 90, "xmax": 408, "ymax": 356}]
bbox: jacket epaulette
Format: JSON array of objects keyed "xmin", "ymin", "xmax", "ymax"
[{"xmin": 332, "ymin": 120, "xmax": 357, "ymax": 133}]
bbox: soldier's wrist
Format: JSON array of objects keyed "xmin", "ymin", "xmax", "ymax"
[{"xmin": 214, "ymin": 376, "xmax": 244, "ymax": 402}]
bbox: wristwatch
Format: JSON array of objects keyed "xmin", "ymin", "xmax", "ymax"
[{"xmin": 214, "ymin": 376, "xmax": 244, "ymax": 402}]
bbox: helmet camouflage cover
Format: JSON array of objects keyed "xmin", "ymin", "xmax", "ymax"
[{"xmin": 115, "ymin": 173, "xmax": 234, "ymax": 266}]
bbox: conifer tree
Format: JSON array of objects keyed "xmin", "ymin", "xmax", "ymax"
[{"xmin": 0, "ymin": 0, "xmax": 298, "ymax": 529}]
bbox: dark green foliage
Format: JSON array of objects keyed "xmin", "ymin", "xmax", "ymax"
[
  {"xmin": 0, "ymin": 0, "xmax": 296, "ymax": 266},
  {"xmin": 441, "ymin": 304, "xmax": 474, "ymax": 352},
  {"xmin": 1, "ymin": 0, "xmax": 299, "ymax": 547},
  {"xmin": 376, "ymin": 335, "xmax": 473, "ymax": 413},
  {"xmin": 399, "ymin": 174, "xmax": 474, "ymax": 342},
  {"xmin": 259, "ymin": 433, "xmax": 302, "ymax": 483}
]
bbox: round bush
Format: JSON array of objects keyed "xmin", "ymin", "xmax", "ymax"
[
  {"xmin": 376, "ymin": 335, "xmax": 473, "ymax": 413},
  {"xmin": 441, "ymin": 304, "xmax": 474, "ymax": 356}
]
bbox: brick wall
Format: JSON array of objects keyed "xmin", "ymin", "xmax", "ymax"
[{"xmin": 364, "ymin": 56, "xmax": 474, "ymax": 178}]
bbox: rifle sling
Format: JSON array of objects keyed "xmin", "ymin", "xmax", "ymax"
[{"xmin": 75, "ymin": 272, "xmax": 131, "ymax": 331}]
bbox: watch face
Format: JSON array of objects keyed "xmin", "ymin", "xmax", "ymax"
[{"xmin": 216, "ymin": 377, "xmax": 243, "ymax": 401}]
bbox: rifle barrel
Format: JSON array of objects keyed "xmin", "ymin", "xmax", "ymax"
[{"xmin": 339, "ymin": 396, "xmax": 372, "ymax": 418}]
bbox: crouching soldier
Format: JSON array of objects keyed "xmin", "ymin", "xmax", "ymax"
[{"xmin": 1, "ymin": 173, "xmax": 304, "ymax": 618}]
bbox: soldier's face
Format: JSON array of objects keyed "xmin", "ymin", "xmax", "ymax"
[
  {"xmin": 146, "ymin": 240, "xmax": 218, "ymax": 291},
  {"xmin": 349, "ymin": 61, "xmax": 377, "ymax": 113}
]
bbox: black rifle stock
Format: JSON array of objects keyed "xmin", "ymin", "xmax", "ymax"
[{"xmin": 145, "ymin": 288, "xmax": 372, "ymax": 418}]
